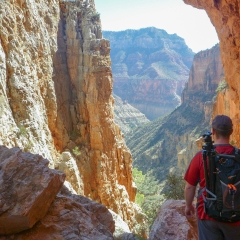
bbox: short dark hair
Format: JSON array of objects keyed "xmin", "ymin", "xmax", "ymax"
[
  {"xmin": 212, "ymin": 115, "xmax": 233, "ymax": 138},
  {"xmin": 213, "ymin": 128, "xmax": 232, "ymax": 138}
]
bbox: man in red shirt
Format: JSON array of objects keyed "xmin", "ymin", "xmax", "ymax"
[{"xmin": 184, "ymin": 115, "xmax": 240, "ymax": 240}]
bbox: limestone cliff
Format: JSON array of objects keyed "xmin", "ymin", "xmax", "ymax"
[
  {"xmin": 182, "ymin": 44, "xmax": 223, "ymax": 101},
  {"xmin": 183, "ymin": 0, "xmax": 240, "ymax": 147},
  {"xmin": 113, "ymin": 94, "xmax": 150, "ymax": 134},
  {"xmin": 103, "ymin": 28, "xmax": 195, "ymax": 120},
  {"xmin": 0, "ymin": 0, "xmax": 140, "ymax": 233},
  {"xmin": 126, "ymin": 44, "xmax": 224, "ymax": 180}
]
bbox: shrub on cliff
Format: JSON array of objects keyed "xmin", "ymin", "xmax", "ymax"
[
  {"xmin": 216, "ymin": 79, "xmax": 228, "ymax": 93},
  {"xmin": 133, "ymin": 168, "xmax": 163, "ymax": 227},
  {"xmin": 162, "ymin": 173, "xmax": 185, "ymax": 200},
  {"xmin": 90, "ymin": 12, "xmax": 100, "ymax": 22}
]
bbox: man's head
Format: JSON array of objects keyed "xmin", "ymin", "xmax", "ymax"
[{"xmin": 212, "ymin": 115, "xmax": 233, "ymax": 139}]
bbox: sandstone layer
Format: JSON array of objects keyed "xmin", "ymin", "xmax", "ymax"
[
  {"xmin": 0, "ymin": 0, "xmax": 140, "ymax": 232},
  {"xmin": 184, "ymin": 0, "xmax": 240, "ymax": 147},
  {"xmin": 103, "ymin": 28, "xmax": 194, "ymax": 120}
]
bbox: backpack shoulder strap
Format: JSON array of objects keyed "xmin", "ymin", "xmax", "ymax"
[
  {"xmin": 233, "ymin": 147, "xmax": 240, "ymax": 164},
  {"xmin": 234, "ymin": 147, "xmax": 240, "ymax": 154}
]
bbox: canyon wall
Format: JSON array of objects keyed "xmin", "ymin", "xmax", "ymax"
[
  {"xmin": 183, "ymin": 0, "xmax": 240, "ymax": 147},
  {"xmin": 103, "ymin": 28, "xmax": 194, "ymax": 120},
  {"xmin": 126, "ymin": 44, "xmax": 224, "ymax": 180},
  {"xmin": 0, "ymin": 0, "xmax": 140, "ymax": 232},
  {"xmin": 178, "ymin": 44, "xmax": 224, "ymax": 173}
]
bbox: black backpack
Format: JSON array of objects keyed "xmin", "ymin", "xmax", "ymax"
[{"xmin": 201, "ymin": 133, "xmax": 240, "ymax": 222}]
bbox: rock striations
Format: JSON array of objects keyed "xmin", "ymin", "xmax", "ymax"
[
  {"xmin": 103, "ymin": 28, "xmax": 195, "ymax": 120},
  {"xmin": 182, "ymin": 44, "xmax": 224, "ymax": 102},
  {"xmin": 0, "ymin": 0, "xmax": 144, "ymax": 236},
  {"xmin": 113, "ymin": 94, "xmax": 150, "ymax": 134}
]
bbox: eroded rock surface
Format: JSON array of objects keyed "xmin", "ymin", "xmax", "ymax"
[
  {"xmin": 0, "ymin": 146, "xmax": 65, "ymax": 235},
  {"xmin": 0, "ymin": 187, "xmax": 115, "ymax": 240},
  {"xmin": 149, "ymin": 200, "xmax": 198, "ymax": 240}
]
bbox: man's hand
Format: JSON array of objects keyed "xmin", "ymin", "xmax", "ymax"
[{"xmin": 185, "ymin": 204, "xmax": 195, "ymax": 218}]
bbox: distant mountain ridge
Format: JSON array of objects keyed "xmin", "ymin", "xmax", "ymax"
[{"xmin": 103, "ymin": 27, "xmax": 195, "ymax": 120}]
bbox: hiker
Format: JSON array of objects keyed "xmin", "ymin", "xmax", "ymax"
[{"xmin": 184, "ymin": 115, "xmax": 240, "ymax": 240}]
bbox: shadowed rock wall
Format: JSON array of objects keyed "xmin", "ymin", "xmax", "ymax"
[{"xmin": 0, "ymin": 0, "xmax": 140, "ymax": 231}]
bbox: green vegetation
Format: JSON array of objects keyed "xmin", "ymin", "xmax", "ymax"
[
  {"xmin": 90, "ymin": 12, "xmax": 100, "ymax": 21},
  {"xmin": 216, "ymin": 80, "xmax": 228, "ymax": 93},
  {"xmin": 16, "ymin": 124, "xmax": 34, "ymax": 152},
  {"xmin": 162, "ymin": 173, "xmax": 185, "ymax": 200},
  {"xmin": 72, "ymin": 146, "xmax": 81, "ymax": 157},
  {"xmin": 17, "ymin": 125, "xmax": 27, "ymax": 138},
  {"xmin": 133, "ymin": 168, "xmax": 185, "ymax": 230},
  {"xmin": 133, "ymin": 168, "xmax": 162, "ymax": 227}
]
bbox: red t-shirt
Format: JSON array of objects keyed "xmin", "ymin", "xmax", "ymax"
[{"xmin": 184, "ymin": 144, "xmax": 240, "ymax": 225}]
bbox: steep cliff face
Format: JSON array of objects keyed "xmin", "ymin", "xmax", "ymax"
[
  {"xmin": 178, "ymin": 44, "xmax": 224, "ymax": 172},
  {"xmin": 183, "ymin": 44, "xmax": 223, "ymax": 97},
  {"xmin": 0, "ymin": 0, "xmax": 139, "ymax": 232},
  {"xmin": 113, "ymin": 94, "xmax": 150, "ymax": 134},
  {"xmin": 126, "ymin": 45, "xmax": 224, "ymax": 180},
  {"xmin": 103, "ymin": 28, "xmax": 195, "ymax": 120},
  {"xmin": 183, "ymin": 0, "xmax": 240, "ymax": 147}
]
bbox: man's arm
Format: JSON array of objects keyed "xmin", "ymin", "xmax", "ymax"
[{"xmin": 184, "ymin": 182, "xmax": 196, "ymax": 217}]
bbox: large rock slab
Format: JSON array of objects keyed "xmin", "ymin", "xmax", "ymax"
[
  {"xmin": 0, "ymin": 146, "xmax": 65, "ymax": 235},
  {"xmin": 0, "ymin": 186, "xmax": 115, "ymax": 240},
  {"xmin": 149, "ymin": 200, "xmax": 198, "ymax": 240}
]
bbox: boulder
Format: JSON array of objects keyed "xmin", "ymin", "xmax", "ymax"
[
  {"xmin": 0, "ymin": 146, "xmax": 65, "ymax": 235},
  {"xmin": 149, "ymin": 200, "xmax": 198, "ymax": 240},
  {"xmin": 110, "ymin": 209, "xmax": 132, "ymax": 239},
  {"xmin": 0, "ymin": 186, "xmax": 115, "ymax": 240}
]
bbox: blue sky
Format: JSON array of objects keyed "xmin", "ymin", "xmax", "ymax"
[{"xmin": 94, "ymin": 0, "xmax": 219, "ymax": 53}]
